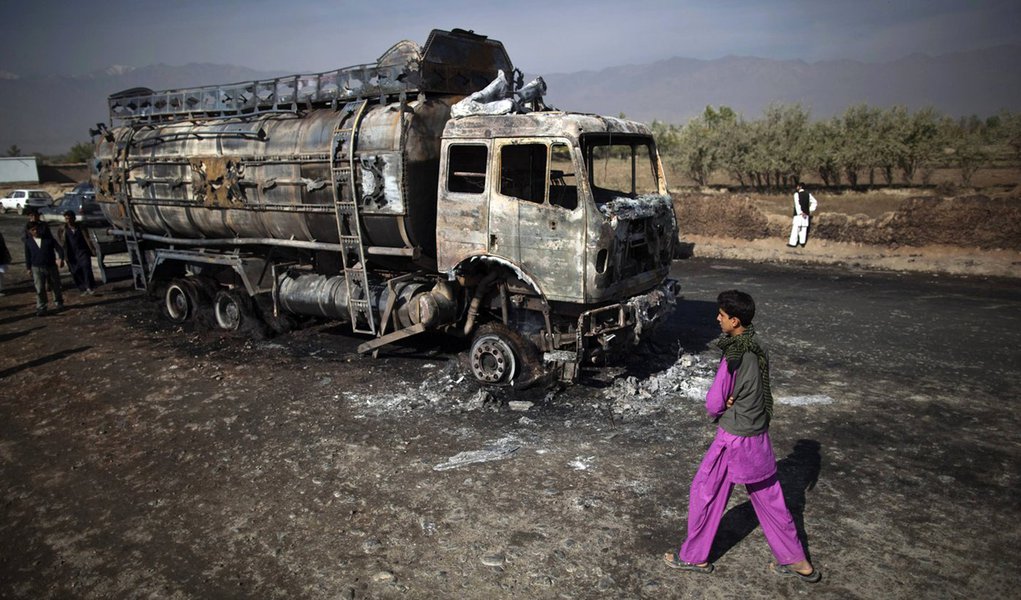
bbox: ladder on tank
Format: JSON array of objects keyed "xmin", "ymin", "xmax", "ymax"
[
  {"xmin": 120, "ymin": 192, "xmax": 149, "ymax": 291},
  {"xmin": 330, "ymin": 99, "xmax": 377, "ymax": 335},
  {"xmin": 115, "ymin": 133, "xmax": 150, "ymax": 291}
]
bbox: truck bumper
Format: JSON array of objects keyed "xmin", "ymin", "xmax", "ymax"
[{"xmin": 544, "ymin": 278, "xmax": 681, "ymax": 381}]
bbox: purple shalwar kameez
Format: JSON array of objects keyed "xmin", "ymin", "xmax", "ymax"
[{"xmin": 677, "ymin": 357, "xmax": 806, "ymax": 566}]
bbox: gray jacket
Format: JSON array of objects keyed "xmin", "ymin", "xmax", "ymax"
[{"xmin": 717, "ymin": 350, "xmax": 770, "ymax": 436}]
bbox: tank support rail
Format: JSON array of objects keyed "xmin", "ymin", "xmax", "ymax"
[
  {"xmin": 108, "ymin": 62, "xmax": 413, "ymax": 124},
  {"xmin": 106, "ymin": 29, "xmax": 513, "ymax": 124}
]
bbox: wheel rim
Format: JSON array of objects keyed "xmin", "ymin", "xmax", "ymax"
[
  {"xmin": 165, "ymin": 283, "xmax": 191, "ymax": 323},
  {"xmin": 470, "ymin": 334, "xmax": 517, "ymax": 384},
  {"xmin": 215, "ymin": 294, "xmax": 242, "ymax": 331}
]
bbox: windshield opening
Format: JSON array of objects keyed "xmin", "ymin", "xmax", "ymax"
[{"xmin": 582, "ymin": 134, "xmax": 660, "ymax": 203}]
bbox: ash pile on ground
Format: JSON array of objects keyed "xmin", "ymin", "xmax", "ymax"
[
  {"xmin": 598, "ymin": 352, "xmax": 717, "ymax": 418},
  {"xmin": 336, "ymin": 348, "xmax": 721, "ymax": 420}
]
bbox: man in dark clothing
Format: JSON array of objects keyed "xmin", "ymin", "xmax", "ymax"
[
  {"xmin": 24, "ymin": 208, "xmax": 53, "ymax": 240},
  {"xmin": 0, "ymin": 229, "xmax": 12, "ymax": 296},
  {"xmin": 60, "ymin": 211, "xmax": 97, "ymax": 294},
  {"xmin": 24, "ymin": 221, "xmax": 65, "ymax": 316}
]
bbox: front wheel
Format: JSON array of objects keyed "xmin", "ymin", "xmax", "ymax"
[{"xmin": 468, "ymin": 323, "xmax": 543, "ymax": 387}]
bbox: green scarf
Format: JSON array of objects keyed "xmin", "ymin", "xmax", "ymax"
[{"xmin": 716, "ymin": 324, "xmax": 774, "ymax": 421}]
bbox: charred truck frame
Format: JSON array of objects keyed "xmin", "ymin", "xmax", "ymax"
[{"xmin": 92, "ymin": 29, "xmax": 679, "ymax": 386}]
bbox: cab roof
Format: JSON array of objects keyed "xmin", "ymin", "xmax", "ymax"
[{"xmin": 443, "ymin": 112, "xmax": 654, "ymax": 140}]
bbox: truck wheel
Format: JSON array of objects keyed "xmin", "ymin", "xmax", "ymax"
[
  {"xmin": 163, "ymin": 280, "xmax": 196, "ymax": 323},
  {"xmin": 188, "ymin": 276, "xmax": 221, "ymax": 300},
  {"xmin": 251, "ymin": 293, "xmax": 294, "ymax": 335},
  {"xmin": 213, "ymin": 289, "xmax": 252, "ymax": 331},
  {"xmin": 469, "ymin": 323, "xmax": 542, "ymax": 387}
]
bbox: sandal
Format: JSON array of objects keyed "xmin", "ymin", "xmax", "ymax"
[
  {"xmin": 772, "ymin": 562, "xmax": 821, "ymax": 583},
  {"xmin": 662, "ymin": 552, "xmax": 714, "ymax": 573}
]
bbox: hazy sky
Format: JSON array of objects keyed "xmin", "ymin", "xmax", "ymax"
[{"xmin": 2, "ymin": 0, "xmax": 1019, "ymax": 77}]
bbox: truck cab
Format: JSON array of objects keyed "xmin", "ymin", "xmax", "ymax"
[{"xmin": 437, "ymin": 112, "xmax": 678, "ymax": 379}]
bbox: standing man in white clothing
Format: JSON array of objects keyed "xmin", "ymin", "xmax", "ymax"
[{"xmin": 787, "ymin": 184, "xmax": 818, "ymax": 247}]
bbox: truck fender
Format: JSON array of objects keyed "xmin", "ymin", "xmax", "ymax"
[
  {"xmin": 448, "ymin": 254, "xmax": 546, "ymax": 299},
  {"xmin": 449, "ymin": 254, "xmax": 549, "ymax": 343}
]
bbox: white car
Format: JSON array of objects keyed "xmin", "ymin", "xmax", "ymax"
[{"xmin": 1, "ymin": 189, "xmax": 54, "ymax": 214}]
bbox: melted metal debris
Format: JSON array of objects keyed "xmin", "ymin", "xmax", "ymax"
[
  {"xmin": 450, "ymin": 69, "xmax": 548, "ymax": 118},
  {"xmin": 433, "ymin": 435, "xmax": 521, "ymax": 471},
  {"xmin": 777, "ymin": 395, "xmax": 835, "ymax": 406},
  {"xmin": 597, "ymin": 195, "xmax": 673, "ymax": 220}
]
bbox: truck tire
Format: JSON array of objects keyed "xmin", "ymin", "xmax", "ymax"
[
  {"xmin": 213, "ymin": 289, "xmax": 253, "ymax": 332},
  {"xmin": 469, "ymin": 322, "xmax": 542, "ymax": 387},
  {"xmin": 248, "ymin": 293, "xmax": 293, "ymax": 335},
  {"xmin": 163, "ymin": 279, "xmax": 205, "ymax": 323}
]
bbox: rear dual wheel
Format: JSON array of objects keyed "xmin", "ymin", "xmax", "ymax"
[
  {"xmin": 163, "ymin": 278, "xmax": 213, "ymax": 324},
  {"xmin": 213, "ymin": 289, "xmax": 253, "ymax": 332}
]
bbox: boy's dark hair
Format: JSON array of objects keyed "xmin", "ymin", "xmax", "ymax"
[
  {"xmin": 718, "ymin": 289, "xmax": 755, "ymax": 326},
  {"xmin": 64, "ymin": 210, "xmax": 76, "ymax": 219}
]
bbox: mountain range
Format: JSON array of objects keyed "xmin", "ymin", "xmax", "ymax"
[{"xmin": 2, "ymin": 45, "xmax": 1018, "ymax": 156}]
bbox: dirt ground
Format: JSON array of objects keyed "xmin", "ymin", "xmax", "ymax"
[
  {"xmin": 674, "ymin": 188, "xmax": 1021, "ymax": 279},
  {"xmin": 1, "ymin": 190, "xmax": 1019, "ymax": 598}
]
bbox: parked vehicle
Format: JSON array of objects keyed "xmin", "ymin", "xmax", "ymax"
[
  {"xmin": 39, "ymin": 183, "xmax": 107, "ymax": 226},
  {"xmin": 1, "ymin": 189, "xmax": 54, "ymax": 214},
  {"xmin": 93, "ymin": 29, "xmax": 679, "ymax": 386}
]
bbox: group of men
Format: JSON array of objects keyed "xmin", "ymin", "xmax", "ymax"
[{"xmin": 22, "ymin": 209, "xmax": 97, "ymax": 316}]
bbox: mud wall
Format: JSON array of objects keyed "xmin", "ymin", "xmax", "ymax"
[
  {"xmin": 675, "ymin": 194, "xmax": 1021, "ymax": 251},
  {"xmin": 38, "ymin": 163, "xmax": 89, "ymax": 184}
]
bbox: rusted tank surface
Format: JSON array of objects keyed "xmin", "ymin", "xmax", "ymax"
[
  {"xmin": 94, "ymin": 28, "xmax": 515, "ymax": 271},
  {"xmin": 95, "ymin": 98, "xmax": 453, "ymax": 268}
]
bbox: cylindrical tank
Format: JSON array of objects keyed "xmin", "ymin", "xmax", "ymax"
[
  {"xmin": 95, "ymin": 96, "xmax": 456, "ymax": 270},
  {"xmin": 275, "ymin": 270, "xmax": 456, "ymax": 329}
]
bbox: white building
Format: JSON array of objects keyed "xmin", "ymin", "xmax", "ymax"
[{"xmin": 0, "ymin": 156, "xmax": 40, "ymax": 184}]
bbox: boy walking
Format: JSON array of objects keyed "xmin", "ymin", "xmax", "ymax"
[
  {"xmin": 24, "ymin": 221, "xmax": 65, "ymax": 316},
  {"xmin": 663, "ymin": 290, "xmax": 820, "ymax": 583}
]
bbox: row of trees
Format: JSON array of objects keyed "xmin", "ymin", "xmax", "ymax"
[
  {"xmin": 6, "ymin": 142, "xmax": 93, "ymax": 164},
  {"xmin": 652, "ymin": 105, "xmax": 1021, "ymax": 189},
  {"xmin": 10, "ymin": 105, "xmax": 1021, "ymax": 190}
]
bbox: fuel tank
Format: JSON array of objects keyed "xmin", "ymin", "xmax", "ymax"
[{"xmin": 94, "ymin": 96, "xmax": 455, "ymax": 269}]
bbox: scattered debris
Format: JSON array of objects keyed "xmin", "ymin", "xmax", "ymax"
[
  {"xmin": 433, "ymin": 436, "xmax": 521, "ymax": 471},
  {"xmin": 508, "ymin": 400, "xmax": 534, "ymax": 412},
  {"xmin": 601, "ymin": 352, "xmax": 715, "ymax": 418},
  {"xmin": 777, "ymin": 394, "xmax": 835, "ymax": 406},
  {"xmin": 569, "ymin": 456, "xmax": 595, "ymax": 471},
  {"xmin": 480, "ymin": 553, "xmax": 507, "ymax": 567}
]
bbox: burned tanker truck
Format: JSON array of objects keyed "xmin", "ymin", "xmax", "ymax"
[{"xmin": 92, "ymin": 28, "xmax": 679, "ymax": 386}]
